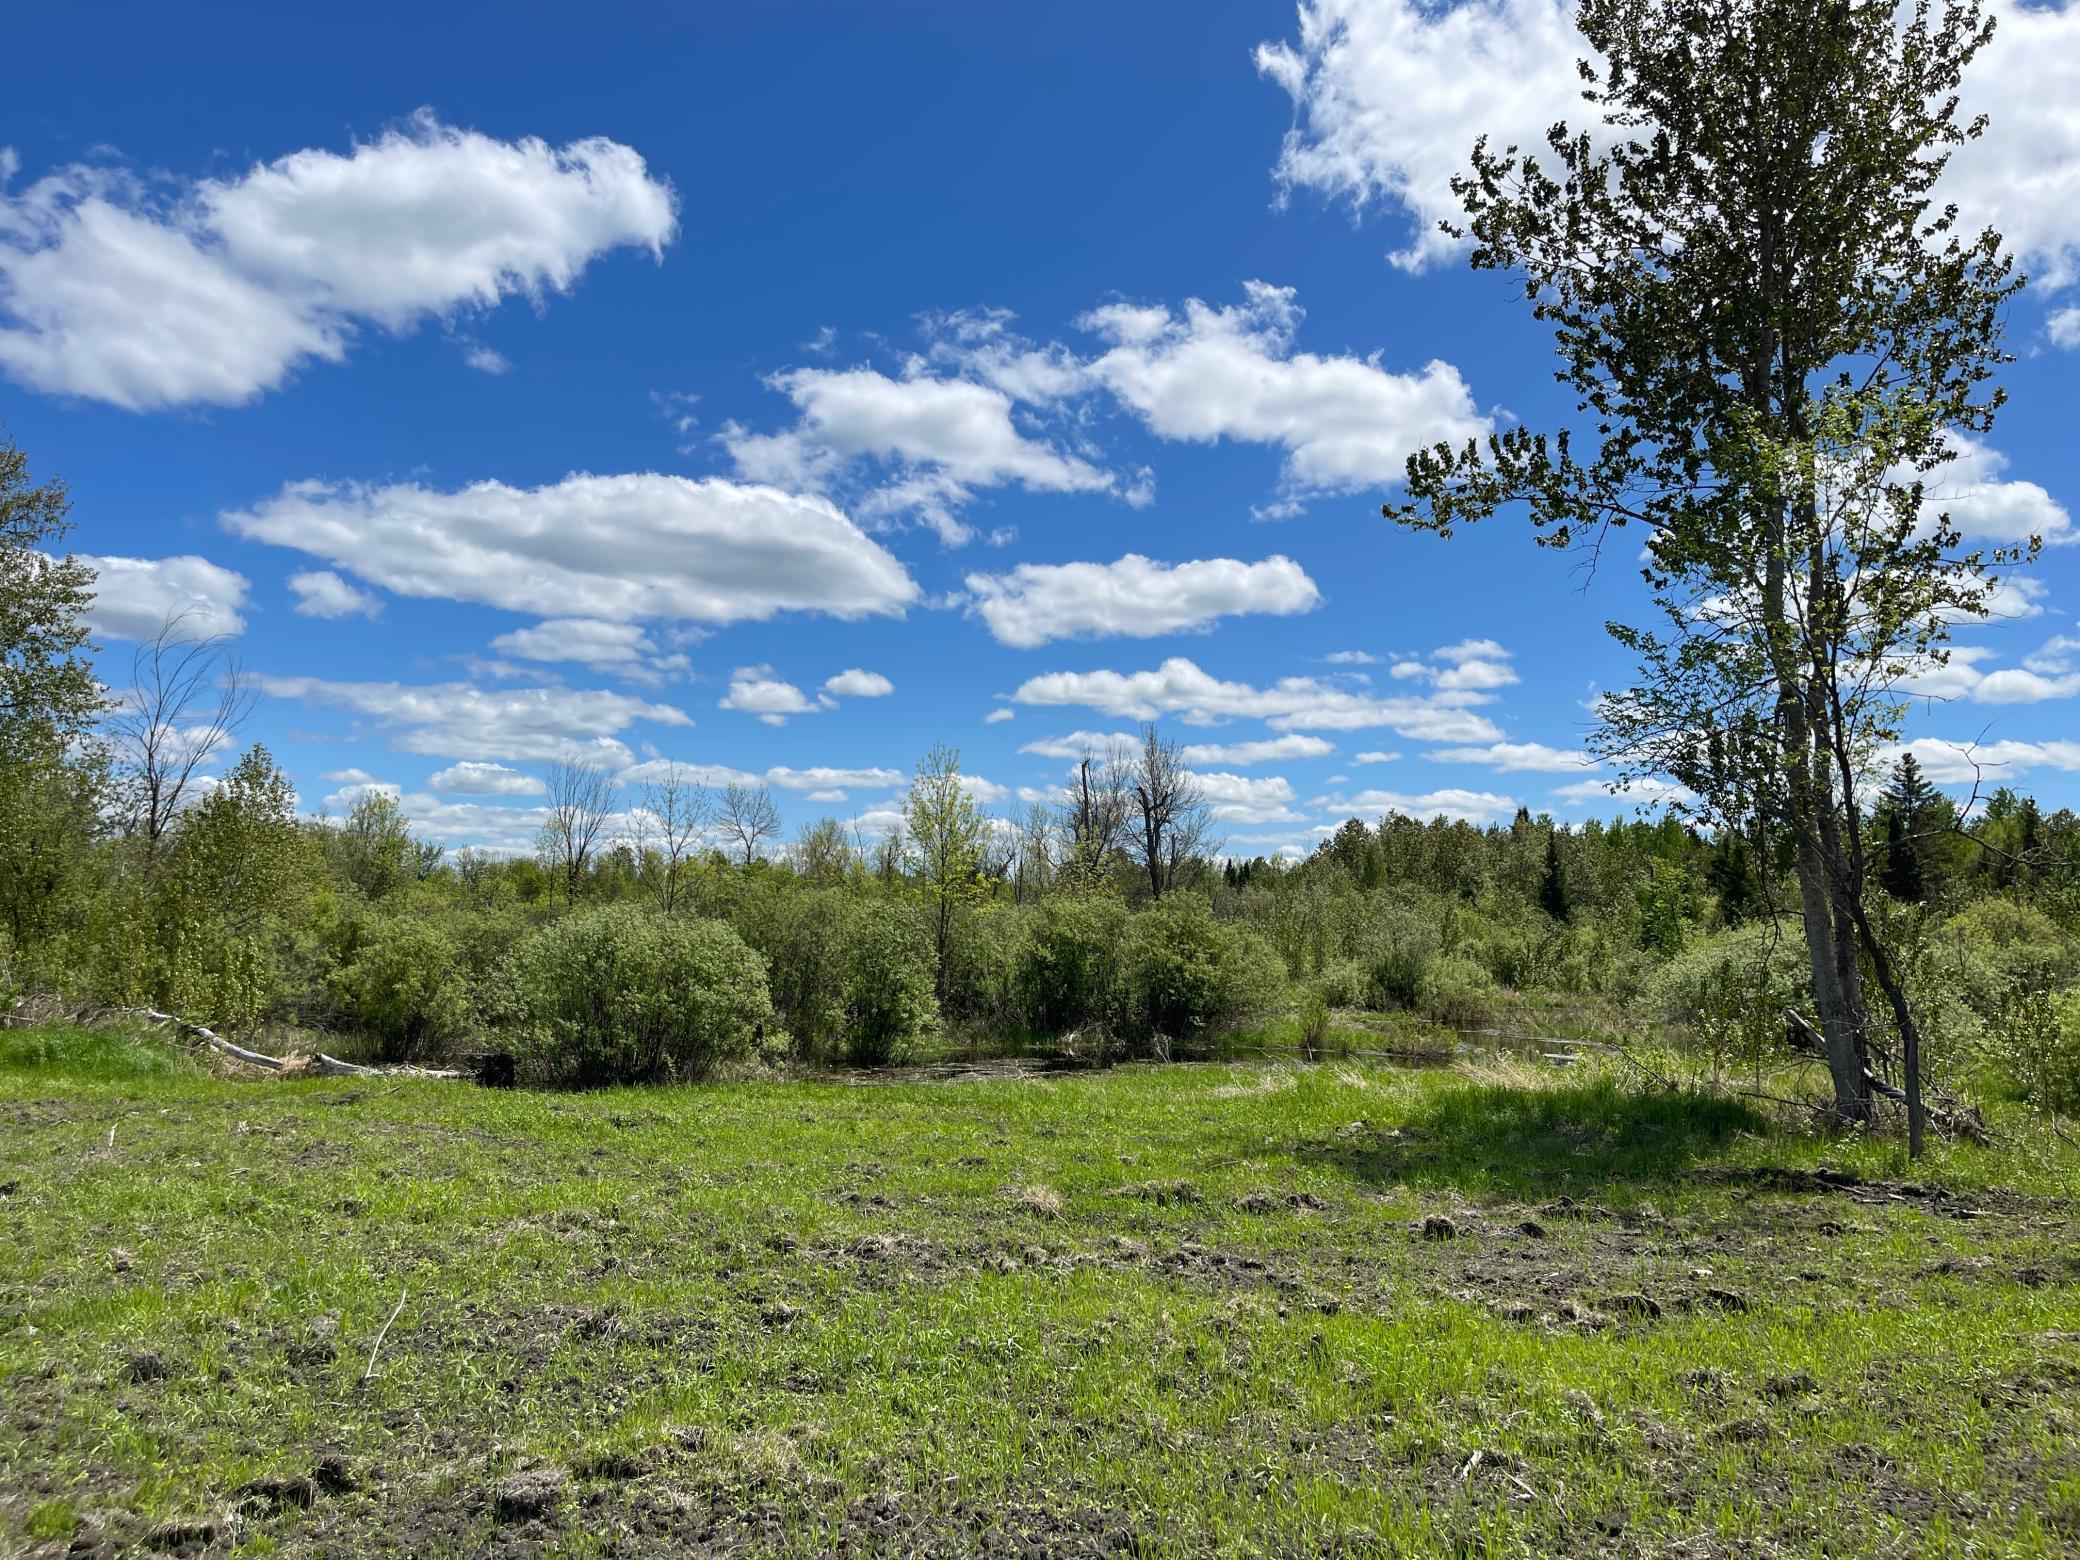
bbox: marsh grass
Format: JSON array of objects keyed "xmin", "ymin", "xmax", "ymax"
[{"xmin": 0, "ymin": 1020, "xmax": 2075, "ymax": 1556}]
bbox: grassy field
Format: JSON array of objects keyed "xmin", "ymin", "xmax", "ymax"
[{"xmin": 2, "ymin": 1021, "xmax": 2077, "ymax": 1558}]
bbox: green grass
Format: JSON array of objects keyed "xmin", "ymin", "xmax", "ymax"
[{"xmin": 1, "ymin": 1020, "xmax": 2076, "ymax": 1557}]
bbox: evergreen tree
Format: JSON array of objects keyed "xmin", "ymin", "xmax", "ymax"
[{"xmin": 1537, "ymin": 830, "xmax": 1572, "ymax": 922}]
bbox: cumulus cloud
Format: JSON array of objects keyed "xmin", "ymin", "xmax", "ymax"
[
  {"xmin": 1880, "ymin": 736, "xmax": 2080, "ymax": 785},
  {"xmin": 288, "ymin": 568, "xmax": 381, "ymax": 620},
  {"xmin": 76, "ymin": 553, "xmax": 250, "ymax": 640},
  {"xmin": 984, "ymin": 707, "xmax": 1015, "ymax": 724},
  {"xmin": 1192, "ymin": 770, "xmax": 1306, "ymax": 824},
  {"xmin": 428, "ymin": 760, "xmax": 546, "ymax": 796},
  {"xmin": 1019, "ymin": 730, "xmax": 1139, "ymax": 760},
  {"xmin": 1324, "ymin": 649, "xmax": 1378, "ymax": 665},
  {"xmin": 1552, "ymin": 775, "xmax": 1696, "ymax": 809},
  {"xmin": 720, "ymin": 665, "xmax": 819, "ymax": 725},
  {"xmin": 1426, "ymin": 741, "xmax": 1595, "ymax": 773},
  {"xmin": 1899, "ymin": 638, "xmax": 2080, "ymax": 705},
  {"xmin": 1259, "ymin": 0, "xmax": 2080, "ymax": 311},
  {"xmin": 223, "ymin": 472, "xmax": 919, "ymax": 626},
  {"xmin": 1320, "ymin": 786, "xmax": 1521, "ymax": 825},
  {"xmin": 823, "ymin": 667, "xmax": 894, "ymax": 698},
  {"xmin": 0, "ymin": 110, "xmax": 677, "ymax": 409},
  {"xmin": 1914, "ymin": 436, "xmax": 2073, "ymax": 546},
  {"xmin": 966, "ymin": 553, "xmax": 1322, "ymax": 647},
  {"xmin": 1080, "ymin": 282, "xmax": 1487, "ymax": 504},
  {"xmin": 1391, "ymin": 638, "xmax": 1520, "ymax": 694},
  {"xmin": 723, "ymin": 363, "xmax": 1111, "ymax": 544},
  {"xmin": 1179, "ymin": 734, "xmax": 1335, "ymax": 766},
  {"xmin": 257, "ymin": 675, "xmax": 687, "ymax": 765},
  {"xmin": 1353, "ymin": 750, "xmax": 1400, "ymax": 764},
  {"xmin": 489, "ymin": 617, "xmax": 689, "ymax": 684},
  {"xmin": 1011, "ymin": 656, "xmax": 1505, "ymax": 739}
]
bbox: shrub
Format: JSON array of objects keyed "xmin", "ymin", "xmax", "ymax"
[
  {"xmin": 842, "ymin": 903, "xmax": 939, "ymax": 1064},
  {"xmin": 1013, "ymin": 895, "xmax": 1128, "ymax": 1035},
  {"xmin": 329, "ymin": 916, "xmax": 474, "ymax": 1063},
  {"xmin": 1354, "ymin": 903, "xmax": 1441, "ymax": 1010},
  {"xmin": 1646, "ymin": 925, "xmax": 1808, "ymax": 1076},
  {"xmin": 1416, "ymin": 954, "xmax": 1494, "ymax": 1028},
  {"xmin": 1118, "ymin": 899, "xmax": 1285, "ymax": 1047},
  {"xmin": 508, "ymin": 906, "xmax": 775, "ymax": 1086},
  {"xmin": 730, "ymin": 886, "xmax": 855, "ymax": 1058}
]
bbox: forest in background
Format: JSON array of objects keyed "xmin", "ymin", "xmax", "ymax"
[{"xmin": 4, "ymin": 438, "xmax": 2077, "ymax": 1117}]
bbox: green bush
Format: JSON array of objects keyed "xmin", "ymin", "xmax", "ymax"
[
  {"xmin": 730, "ymin": 886, "xmax": 855, "ymax": 1058},
  {"xmin": 842, "ymin": 902, "xmax": 939, "ymax": 1064},
  {"xmin": 508, "ymin": 906, "xmax": 775, "ymax": 1086},
  {"xmin": 1647, "ymin": 925, "xmax": 1809, "ymax": 1077},
  {"xmin": 1118, "ymin": 899, "xmax": 1284, "ymax": 1048},
  {"xmin": 1416, "ymin": 953, "xmax": 1494, "ymax": 1028},
  {"xmin": 329, "ymin": 916, "xmax": 474, "ymax": 1063},
  {"xmin": 1355, "ymin": 903, "xmax": 1441, "ymax": 1010},
  {"xmin": 1013, "ymin": 895, "xmax": 1128, "ymax": 1035}
]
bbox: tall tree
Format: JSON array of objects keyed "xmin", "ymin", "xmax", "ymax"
[
  {"xmin": 903, "ymin": 743, "xmax": 987, "ymax": 998},
  {"xmin": 1394, "ymin": 0, "xmax": 2019, "ymax": 1142},
  {"xmin": 108, "ymin": 619, "xmax": 254, "ymax": 862},
  {"xmin": 633, "ymin": 764, "xmax": 711, "ymax": 912},
  {"xmin": 1876, "ymin": 753, "xmax": 1937, "ymax": 902},
  {"xmin": 1056, "ymin": 740, "xmax": 1131, "ymax": 891},
  {"xmin": 717, "ymin": 781, "xmax": 782, "ymax": 867},
  {"xmin": 0, "ymin": 433, "xmax": 102, "ymax": 753},
  {"xmin": 0, "ymin": 433, "xmax": 106, "ymax": 974},
  {"xmin": 539, "ymin": 759, "xmax": 614, "ymax": 904},
  {"xmin": 1128, "ymin": 723, "xmax": 1213, "ymax": 901}
]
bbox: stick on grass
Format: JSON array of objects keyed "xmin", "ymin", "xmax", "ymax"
[{"xmin": 362, "ymin": 1288, "xmax": 408, "ymax": 1385}]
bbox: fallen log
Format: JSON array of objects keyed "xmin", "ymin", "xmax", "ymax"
[{"xmin": 128, "ymin": 1008, "xmax": 465, "ymax": 1081}]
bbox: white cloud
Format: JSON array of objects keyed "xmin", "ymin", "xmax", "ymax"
[
  {"xmin": 1899, "ymin": 639, "xmax": 2080, "ymax": 705},
  {"xmin": 1426, "ymin": 741, "xmax": 1595, "ymax": 773},
  {"xmin": 1322, "ymin": 787, "xmax": 1521, "ymax": 825},
  {"xmin": 1915, "ymin": 436, "xmax": 2072, "ymax": 546},
  {"xmin": 1257, "ymin": 0, "xmax": 1595, "ymax": 273},
  {"xmin": 1552, "ymin": 775, "xmax": 1695, "ymax": 809},
  {"xmin": 1880, "ymin": 736, "xmax": 2080, "ymax": 785},
  {"xmin": 723, "ymin": 363, "xmax": 1112, "ymax": 544},
  {"xmin": 1179, "ymin": 734, "xmax": 1335, "ymax": 766},
  {"xmin": 823, "ymin": 667, "xmax": 894, "ymax": 698},
  {"xmin": 1353, "ymin": 750, "xmax": 1401, "ymax": 765},
  {"xmin": 1019, "ymin": 729, "xmax": 1139, "ymax": 760},
  {"xmin": 965, "ymin": 553, "xmax": 1322, "ymax": 647},
  {"xmin": 2052, "ymin": 307, "xmax": 2080, "ymax": 349},
  {"xmin": 428, "ymin": 760, "xmax": 546, "ymax": 797},
  {"xmin": 223, "ymin": 472, "xmax": 920, "ymax": 626},
  {"xmin": 1080, "ymin": 282, "xmax": 1488, "ymax": 502},
  {"xmin": 257, "ymin": 674, "xmax": 686, "ymax": 765},
  {"xmin": 1393, "ymin": 638, "xmax": 1520, "ymax": 694},
  {"xmin": 288, "ymin": 568, "xmax": 381, "ymax": 620},
  {"xmin": 984, "ymin": 706, "xmax": 1015, "ymax": 724},
  {"xmin": 0, "ymin": 110, "xmax": 676, "ymax": 409},
  {"xmin": 1324, "ymin": 649, "xmax": 1378, "ymax": 664},
  {"xmin": 464, "ymin": 344, "xmax": 512, "ymax": 376},
  {"xmin": 765, "ymin": 765, "xmax": 905, "ymax": 793},
  {"xmin": 959, "ymin": 773, "xmax": 1010, "ymax": 805},
  {"xmin": 1193, "ymin": 770, "xmax": 1305, "ymax": 824},
  {"xmin": 489, "ymin": 617, "xmax": 689, "ymax": 684},
  {"xmin": 76, "ymin": 553, "xmax": 250, "ymax": 640},
  {"xmin": 720, "ymin": 665, "xmax": 818, "ymax": 725},
  {"xmin": 1012, "ymin": 656, "xmax": 1505, "ymax": 739},
  {"xmin": 1259, "ymin": 0, "xmax": 2080, "ymax": 310}
]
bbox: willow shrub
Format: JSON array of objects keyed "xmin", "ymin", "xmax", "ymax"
[{"xmin": 509, "ymin": 906, "xmax": 775, "ymax": 1086}]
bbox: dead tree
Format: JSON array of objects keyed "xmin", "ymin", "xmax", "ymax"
[
  {"xmin": 108, "ymin": 616, "xmax": 254, "ymax": 862},
  {"xmin": 1128, "ymin": 723, "xmax": 1211, "ymax": 900},
  {"xmin": 718, "ymin": 781, "xmax": 781, "ymax": 866},
  {"xmin": 540, "ymin": 758, "xmax": 614, "ymax": 903}
]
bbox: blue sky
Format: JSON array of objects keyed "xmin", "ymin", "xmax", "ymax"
[{"xmin": 6, "ymin": 0, "xmax": 2078, "ymax": 856}]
